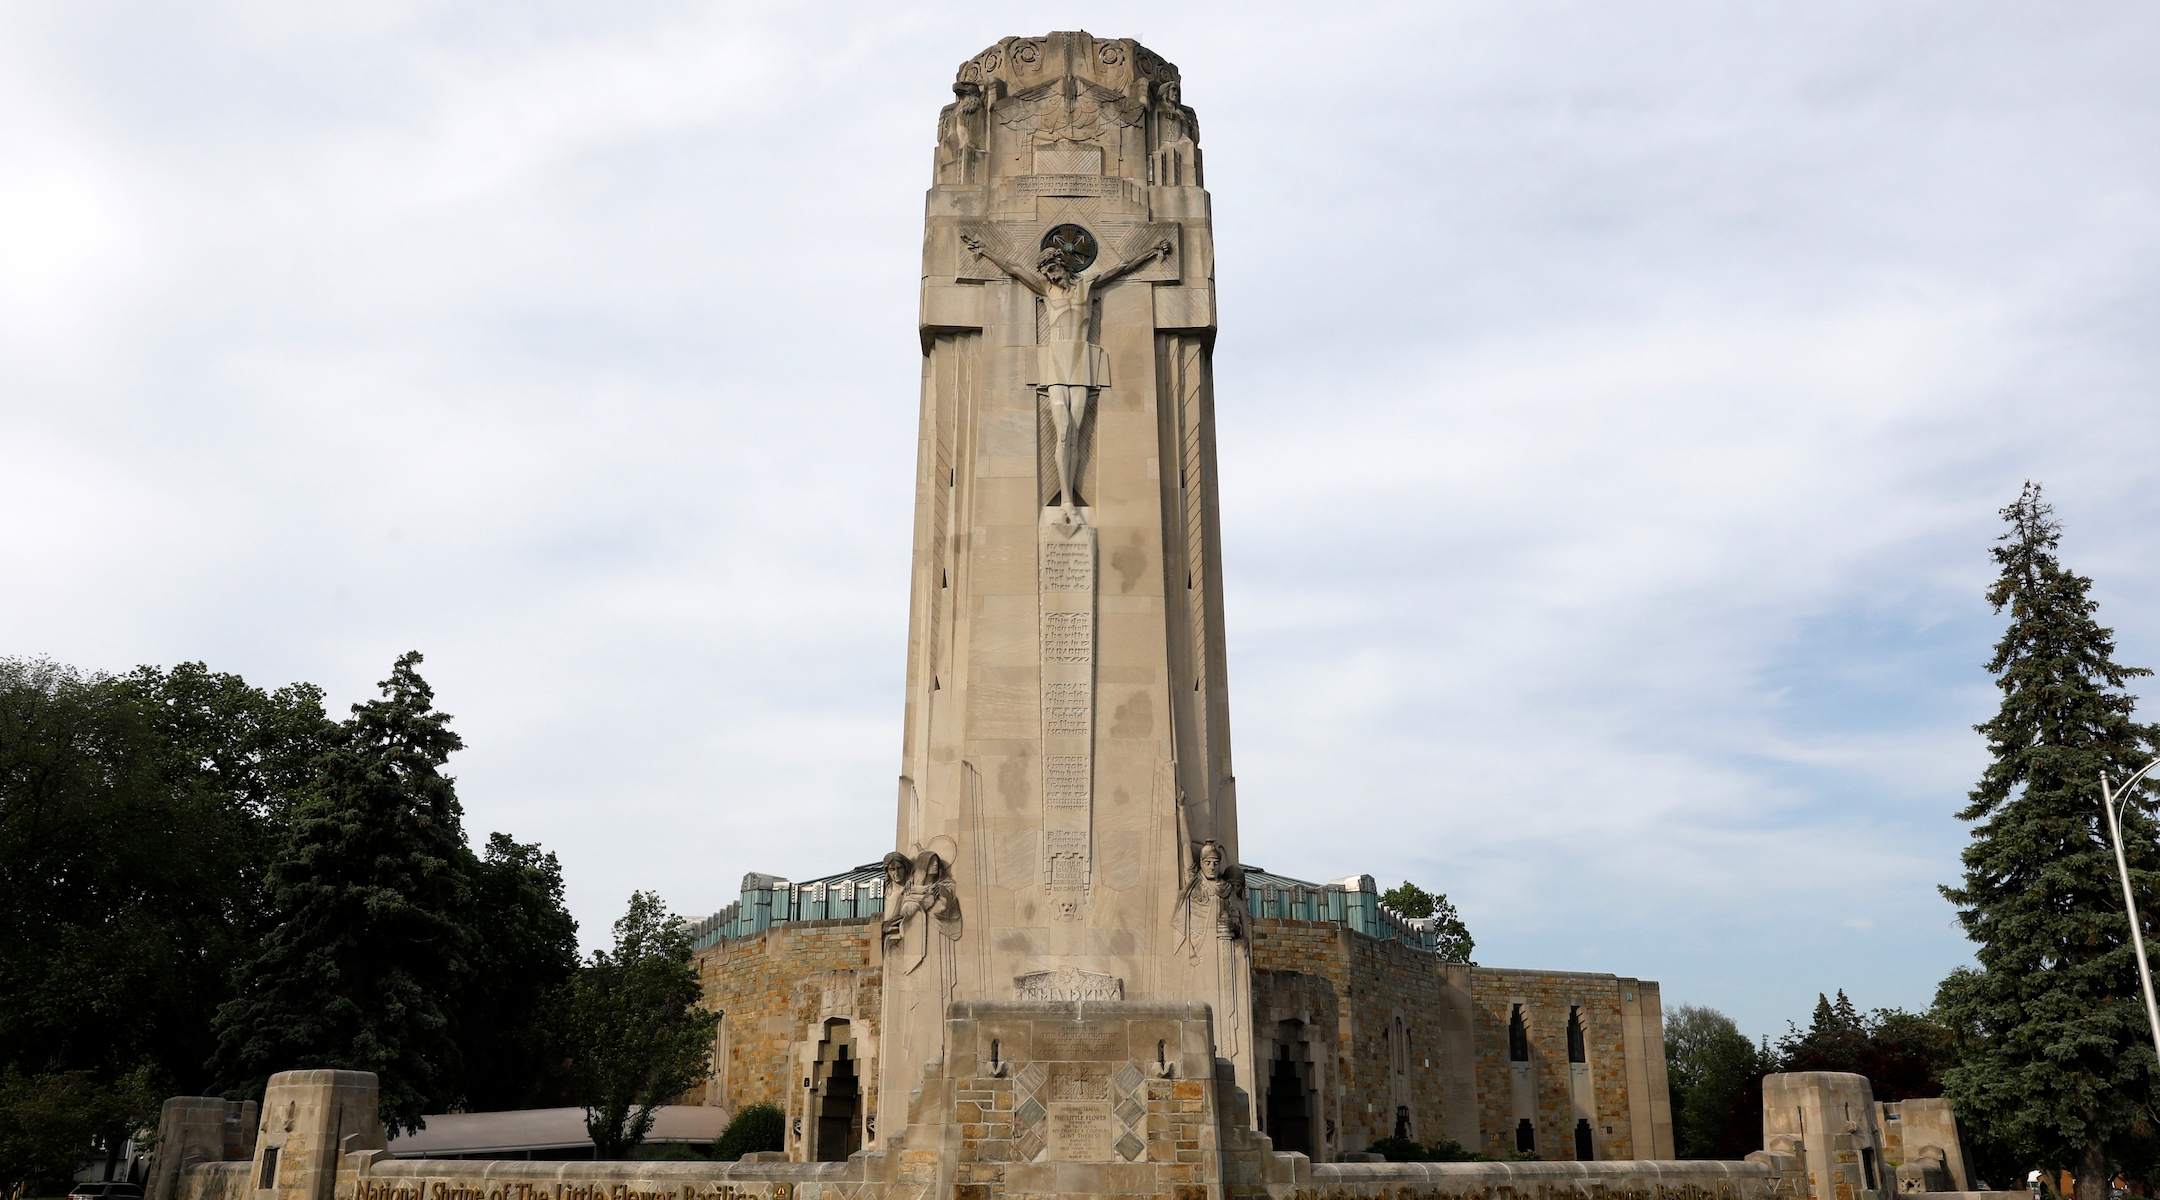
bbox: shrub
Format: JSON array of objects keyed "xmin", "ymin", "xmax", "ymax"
[{"xmin": 712, "ymin": 1103, "xmax": 785, "ymax": 1161}]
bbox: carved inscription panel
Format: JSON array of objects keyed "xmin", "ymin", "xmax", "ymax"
[
  {"xmin": 1044, "ymin": 754, "xmax": 1090, "ymax": 809},
  {"xmin": 1041, "ymin": 540, "xmax": 1093, "ymax": 591},
  {"xmin": 1035, "ymin": 1026, "xmax": 1123, "ymax": 1058},
  {"xmin": 1048, "ymin": 1103, "xmax": 1113, "ymax": 1161},
  {"xmin": 1043, "ymin": 682, "xmax": 1091, "ymax": 735},
  {"xmin": 1042, "ymin": 611, "xmax": 1092, "ymax": 663}
]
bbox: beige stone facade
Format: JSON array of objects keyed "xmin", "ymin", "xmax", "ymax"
[{"xmin": 694, "ymin": 913, "xmax": 1674, "ymax": 1165}]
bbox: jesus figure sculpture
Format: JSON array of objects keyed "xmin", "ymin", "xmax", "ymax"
[{"xmin": 962, "ymin": 229, "xmax": 1173, "ymax": 526}]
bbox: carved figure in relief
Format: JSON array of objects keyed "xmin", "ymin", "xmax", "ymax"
[
  {"xmin": 1171, "ymin": 838, "xmax": 1247, "ymax": 954},
  {"xmin": 961, "ymin": 229, "xmax": 1172, "ymax": 525},
  {"xmin": 936, "ymin": 81, "xmax": 985, "ymax": 184},
  {"xmin": 881, "ymin": 850, "xmax": 961, "ymax": 975},
  {"xmin": 1150, "ymin": 79, "xmax": 1201, "ymax": 187}
]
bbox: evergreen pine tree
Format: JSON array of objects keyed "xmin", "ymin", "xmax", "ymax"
[
  {"xmin": 210, "ymin": 653, "xmax": 476, "ymax": 1133},
  {"xmin": 1936, "ymin": 483, "xmax": 2160, "ymax": 1200}
]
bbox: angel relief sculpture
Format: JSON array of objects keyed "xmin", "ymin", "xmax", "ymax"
[
  {"xmin": 960, "ymin": 228, "xmax": 1172, "ymax": 526},
  {"xmin": 881, "ymin": 850, "xmax": 962, "ymax": 975}
]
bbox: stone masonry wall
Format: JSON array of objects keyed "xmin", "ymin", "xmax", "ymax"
[
  {"xmin": 1466, "ymin": 969, "xmax": 1641, "ymax": 1162},
  {"xmin": 695, "ymin": 917, "xmax": 883, "ymax": 1144},
  {"xmin": 1250, "ymin": 921, "xmax": 1671, "ymax": 1162},
  {"xmin": 1249, "ymin": 919, "xmax": 1458, "ymax": 1155}
]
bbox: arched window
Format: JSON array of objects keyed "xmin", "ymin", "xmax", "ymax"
[
  {"xmin": 1566, "ymin": 1006, "xmax": 1586, "ymax": 1064},
  {"xmin": 1509, "ymin": 1005, "xmax": 1529, "ymax": 1062}
]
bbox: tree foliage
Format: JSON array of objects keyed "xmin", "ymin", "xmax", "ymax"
[
  {"xmin": 1379, "ymin": 880, "xmax": 1476, "ymax": 963},
  {"xmin": 1665, "ymin": 1005, "xmax": 1771, "ymax": 1159},
  {"xmin": 1776, "ymin": 991, "xmax": 1952, "ymax": 1102},
  {"xmin": 457, "ymin": 834, "xmax": 582, "ymax": 1112},
  {"xmin": 1936, "ymin": 483, "xmax": 2160, "ymax": 1200},
  {"xmin": 562, "ymin": 892, "xmax": 718, "ymax": 1159},
  {"xmin": 0, "ymin": 658, "xmax": 332, "ymax": 1190},
  {"xmin": 210, "ymin": 652, "xmax": 480, "ymax": 1134},
  {"xmin": 2, "ymin": 650, "xmax": 579, "ymax": 1172}
]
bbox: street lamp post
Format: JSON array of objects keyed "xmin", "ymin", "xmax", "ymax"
[{"xmin": 2100, "ymin": 759, "xmax": 2160, "ymax": 1067}]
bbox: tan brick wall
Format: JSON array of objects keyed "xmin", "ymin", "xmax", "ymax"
[
  {"xmin": 695, "ymin": 915, "xmax": 1669, "ymax": 1165},
  {"xmin": 694, "ymin": 916, "xmax": 883, "ymax": 1151},
  {"xmin": 1250, "ymin": 919, "xmax": 1459, "ymax": 1155},
  {"xmin": 1249, "ymin": 919, "xmax": 1669, "ymax": 1161},
  {"xmin": 1467, "ymin": 968, "xmax": 1640, "ymax": 1161}
]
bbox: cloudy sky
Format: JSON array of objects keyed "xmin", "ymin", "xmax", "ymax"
[{"xmin": 6, "ymin": 2, "xmax": 2159, "ymax": 1040}]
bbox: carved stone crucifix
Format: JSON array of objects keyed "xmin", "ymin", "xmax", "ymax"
[{"xmin": 960, "ymin": 228, "xmax": 1173, "ymax": 526}]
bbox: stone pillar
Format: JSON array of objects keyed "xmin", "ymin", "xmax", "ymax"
[
  {"xmin": 1618, "ymin": 980, "xmax": 1675, "ymax": 1159},
  {"xmin": 147, "ymin": 1097, "xmax": 257, "ymax": 1200},
  {"xmin": 1764, "ymin": 1072, "xmax": 1890, "ymax": 1200},
  {"xmin": 247, "ymin": 1071, "xmax": 387, "ymax": 1200}
]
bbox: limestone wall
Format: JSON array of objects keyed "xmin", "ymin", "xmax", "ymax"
[
  {"xmin": 694, "ymin": 918, "xmax": 883, "ymax": 1157},
  {"xmin": 1466, "ymin": 969, "xmax": 1672, "ymax": 1162},
  {"xmin": 340, "ymin": 1150, "xmax": 840, "ymax": 1199},
  {"xmin": 1877, "ymin": 1099, "xmax": 1968, "ymax": 1192},
  {"xmin": 1249, "ymin": 919, "xmax": 1458, "ymax": 1155},
  {"xmin": 1306, "ymin": 1157, "xmax": 1796, "ymax": 1200},
  {"xmin": 175, "ymin": 1161, "xmax": 251, "ymax": 1200},
  {"xmin": 1246, "ymin": 919, "xmax": 1673, "ymax": 1162}
]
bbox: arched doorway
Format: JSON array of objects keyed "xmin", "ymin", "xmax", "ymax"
[
  {"xmin": 809, "ymin": 1020, "xmax": 861, "ymax": 1162},
  {"xmin": 1264, "ymin": 1020, "xmax": 1313, "ymax": 1156}
]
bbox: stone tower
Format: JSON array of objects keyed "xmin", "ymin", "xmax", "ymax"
[{"xmin": 880, "ymin": 30, "xmax": 1249, "ymax": 1141}]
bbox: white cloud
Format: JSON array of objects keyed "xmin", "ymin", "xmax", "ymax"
[{"xmin": 3, "ymin": 0, "xmax": 2158, "ymax": 1038}]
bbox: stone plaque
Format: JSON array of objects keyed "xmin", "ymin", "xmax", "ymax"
[
  {"xmin": 1036, "ymin": 1025, "xmax": 1122, "ymax": 1058},
  {"xmin": 1048, "ymin": 1102, "xmax": 1113, "ymax": 1161},
  {"xmin": 1020, "ymin": 175, "xmax": 1122, "ymax": 199},
  {"xmin": 1044, "ymin": 754, "xmax": 1089, "ymax": 809},
  {"xmin": 1015, "ymin": 967, "xmax": 1125, "ymax": 1002},
  {"xmin": 1043, "ymin": 682, "xmax": 1091, "ymax": 735},
  {"xmin": 1041, "ymin": 541, "xmax": 1093, "ymax": 591},
  {"xmin": 1048, "ymin": 1063, "xmax": 1111, "ymax": 1100},
  {"xmin": 1041, "ymin": 611, "xmax": 1092, "ymax": 663},
  {"xmin": 1045, "ymin": 830, "xmax": 1088, "ymax": 888}
]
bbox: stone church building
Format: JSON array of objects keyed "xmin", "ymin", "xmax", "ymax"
[{"xmin": 689, "ymin": 865, "xmax": 1673, "ymax": 1165}]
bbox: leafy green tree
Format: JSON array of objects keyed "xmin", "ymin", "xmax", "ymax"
[
  {"xmin": 456, "ymin": 834, "xmax": 581, "ymax": 1112},
  {"xmin": 1936, "ymin": 483, "xmax": 2160, "ymax": 1200},
  {"xmin": 1379, "ymin": 881, "xmax": 1475, "ymax": 963},
  {"xmin": 1774, "ymin": 992, "xmax": 1951, "ymax": 1102},
  {"xmin": 210, "ymin": 652, "xmax": 477, "ymax": 1134},
  {"xmin": 562, "ymin": 892, "xmax": 719, "ymax": 1159},
  {"xmin": 711, "ymin": 1103, "xmax": 785, "ymax": 1161},
  {"xmin": 1665, "ymin": 1005, "xmax": 1771, "ymax": 1159},
  {"xmin": 1, "ymin": 658, "xmax": 331, "ymax": 1186}
]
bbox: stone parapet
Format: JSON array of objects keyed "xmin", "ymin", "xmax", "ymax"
[{"xmin": 1308, "ymin": 1157, "xmax": 1796, "ymax": 1199}]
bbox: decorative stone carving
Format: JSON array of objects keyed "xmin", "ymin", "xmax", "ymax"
[
  {"xmin": 880, "ymin": 850, "xmax": 961, "ymax": 975},
  {"xmin": 959, "ymin": 227, "xmax": 1170, "ymax": 525},
  {"xmin": 1172, "ymin": 839, "xmax": 1247, "ymax": 952},
  {"xmin": 1150, "ymin": 78, "xmax": 1201, "ymax": 186},
  {"xmin": 1013, "ymin": 966, "xmax": 1125, "ymax": 1002},
  {"xmin": 935, "ymin": 81, "xmax": 987, "ymax": 185}
]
